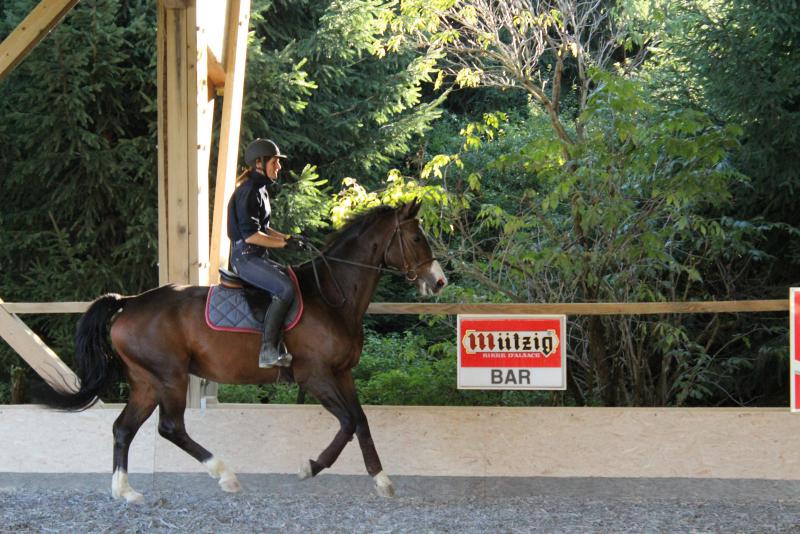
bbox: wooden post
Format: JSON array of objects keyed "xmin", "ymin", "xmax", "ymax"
[
  {"xmin": 157, "ymin": 0, "xmax": 219, "ymax": 407},
  {"xmin": 199, "ymin": 0, "xmax": 251, "ymax": 404},
  {"xmin": 209, "ymin": 0, "xmax": 251, "ymax": 283},
  {"xmin": 0, "ymin": 0, "xmax": 79, "ymax": 82}
]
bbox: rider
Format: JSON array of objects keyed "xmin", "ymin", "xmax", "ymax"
[{"xmin": 227, "ymin": 138, "xmax": 298, "ymax": 368}]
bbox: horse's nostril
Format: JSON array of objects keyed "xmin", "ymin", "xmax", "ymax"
[{"xmin": 436, "ymin": 278, "xmax": 446, "ymax": 288}]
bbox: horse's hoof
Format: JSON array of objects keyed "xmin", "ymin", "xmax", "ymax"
[
  {"xmin": 124, "ymin": 490, "xmax": 145, "ymax": 504},
  {"xmin": 219, "ymin": 477, "xmax": 241, "ymax": 493},
  {"xmin": 298, "ymin": 460, "xmax": 313, "ymax": 480},
  {"xmin": 374, "ymin": 471, "xmax": 395, "ymax": 498},
  {"xmin": 112, "ymin": 470, "xmax": 144, "ymax": 504}
]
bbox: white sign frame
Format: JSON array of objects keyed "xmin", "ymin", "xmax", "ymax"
[
  {"xmin": 791, "ymin": 288, "xmax": 799, "ymax": 412},
  {"xmin": 457, "ymin": 314, "xmax": 567, "ymax": 391}
]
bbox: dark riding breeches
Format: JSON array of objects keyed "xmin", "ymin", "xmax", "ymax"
[{"xmin": 230, "ymin": 241, "xmax": 294, "ymax": 301}]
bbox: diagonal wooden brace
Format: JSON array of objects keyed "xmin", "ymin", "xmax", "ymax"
[{"xmin": 0, "ymin": 298, "xmax": 80, "ymax": 395}]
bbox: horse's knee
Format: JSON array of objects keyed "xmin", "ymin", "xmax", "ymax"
[
  {"xmin": 158, "ymin": 419, "xmax": 182, "ymax": 441},
  {"xmin": 340, "ymin": 417, "xmax": 356, "ymax": 437},
  {"xmin": 354, "ymin": 414, "xmax": 371, "ymax": 438}
]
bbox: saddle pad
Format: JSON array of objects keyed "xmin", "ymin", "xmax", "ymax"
[{"xmin": 205, "ymin": 267, "xmax": 303, "ymax": 334}]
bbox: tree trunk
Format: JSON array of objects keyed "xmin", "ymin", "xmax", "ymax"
[
  {"xmin": 11, "ymin": 367, "xmax": 26, "ymax": 404},
  {"xmin": 588, "ymin": 316, "xmax": 617, "ymax": 406}
]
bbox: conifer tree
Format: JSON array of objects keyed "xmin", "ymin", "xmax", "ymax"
[
  {"xmin": 242, "ymin": 0, "xmax": 443, "ymax": 185},
  {"xmin": 0, "ymin": 0, "xmax": 158, "ymax": 394}
]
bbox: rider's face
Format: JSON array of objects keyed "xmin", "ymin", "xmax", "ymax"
[{"xmin": 265, "ymin": 157, "xmax": 281, "ymax": 181}]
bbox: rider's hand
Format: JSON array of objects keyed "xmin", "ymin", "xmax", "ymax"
[{"xmin": 285, "ymin": 235, "xmax": 307, "ymax": 251}]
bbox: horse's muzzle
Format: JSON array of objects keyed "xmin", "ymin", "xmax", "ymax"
[{"xmin": 416, "ymin": 260, "xmax": 448, "ymax": 296}]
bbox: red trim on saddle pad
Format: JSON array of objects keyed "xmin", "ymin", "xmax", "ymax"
[{"xmin": 204, "ymin": 266, "xmax": 304, "ymax": 334}]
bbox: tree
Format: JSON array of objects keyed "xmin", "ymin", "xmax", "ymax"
[
  {"xmin": 655, "ymin": 0, "xmax": 800, "ymax": 283},
  {"xmin": 241, "ymin": 0, "xmax": 445, "ymax": 185},
  {"xmin": 400, "ymin": 0, "xmax": 766, "ymax": 406}
]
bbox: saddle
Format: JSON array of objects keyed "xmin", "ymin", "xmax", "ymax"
[{"xmin": 205, "ymin": 267, "xmax": 303, "ymax": 334}]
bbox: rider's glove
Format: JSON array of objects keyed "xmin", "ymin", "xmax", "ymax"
[{"xmin": 285, "ymin": 235, "xmax": 307, "ymax": 251}]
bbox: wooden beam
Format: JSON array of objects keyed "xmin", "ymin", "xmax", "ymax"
[
  {"xmin": 3, "ymin": 302, "xmax": 88, "ymax": 314},
  {"xmin": 207, "ymin": 47, "xmax": 226, "ymax": 95},
  {"xmin": 209, "ymin": 0, "xmax": 251, "ymax": 283},
  {"xmin": 366, "ymin": 300, "xmax": 791, "ymax": 315},
  {"xmin": 0, "ymin": 298, "xmax": 79, "ymax": 394},
  {"xmin": 163, "ymin": 0, "xmax": 194, "ymax": 8},
  {"xmin": 3, "ymin": 299, "xmax": 791, "ymax": 316},
  {"xmin": 0, "ymin": 0, "xmax": 79, "ymax": 83}
]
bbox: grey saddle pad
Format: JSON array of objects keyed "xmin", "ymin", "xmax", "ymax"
[{"xmin": 205, "ymin": 274, "xmax": 302, "ymax": 334}]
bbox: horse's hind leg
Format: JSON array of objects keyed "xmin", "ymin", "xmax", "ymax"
[
  {"xmin": 157, "ymin": 376, "xmax": 241, "ymax": 493},
  {"xmin": 112, "ymin": 384, "xmax": 157, "ymax": 504}
]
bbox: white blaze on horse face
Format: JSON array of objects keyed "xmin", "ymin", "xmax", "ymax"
[
  {"xmin": 111, "ymin": 468, "xmax": 144, "ymax": 504},
  {"xmin": 417, "ymin": 260, "xmax": 447, "ymax": 296}
]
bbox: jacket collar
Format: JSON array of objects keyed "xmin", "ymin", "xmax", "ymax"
[{"xmin": 248, "ymin": 169, "xmax": 270, "ymax": 187}]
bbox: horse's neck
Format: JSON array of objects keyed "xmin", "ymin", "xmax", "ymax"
[{"xmin": 319, "ymin": 220, "xmax": 392, "ymax": 320}]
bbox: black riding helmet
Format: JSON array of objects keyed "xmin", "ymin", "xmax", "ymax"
[{"xmin": 244, "ymin": 138, "xmax": 287, "ymax": 168}]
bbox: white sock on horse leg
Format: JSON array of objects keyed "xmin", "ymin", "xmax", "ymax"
[
  {"xmin": 204, "ymin": 456, "xmax": 241, "ymax": 493},
  {"xmin": 111, "ymin": 468, "xmax": 144, "ymax": 504},
  {"xmin": 373, "ymin": 470, "xmax": 395, "ymax": 497}
]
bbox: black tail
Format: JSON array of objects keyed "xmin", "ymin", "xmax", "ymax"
[{"xmin": 44, "ymin": 293, "xmax": 128, "ymax": 411}]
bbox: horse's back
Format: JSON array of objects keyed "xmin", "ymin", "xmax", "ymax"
[{"xmin": 110, "ymin": 284, "xmax": 208, "ymax": 357}]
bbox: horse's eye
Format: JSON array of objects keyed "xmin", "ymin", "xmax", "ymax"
[{"xmin": 413, "ymin": 235, "xmax": 422, "ymax": 243}]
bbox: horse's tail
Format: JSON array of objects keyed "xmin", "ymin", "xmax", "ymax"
[{"xmin": 45, "ymin": 293, "xmax": 128, "ymax": 411}]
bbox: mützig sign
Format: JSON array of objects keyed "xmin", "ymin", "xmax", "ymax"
[{"xmin": 457, "ymin": 314, "xmax": 566, "ymax": 390}]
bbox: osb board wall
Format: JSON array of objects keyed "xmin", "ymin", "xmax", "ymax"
[{"xmin": 1, "ymin": 405, "xmax": 797, "ymax": 479}]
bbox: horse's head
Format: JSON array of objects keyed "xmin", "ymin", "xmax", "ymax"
[{"xmin": 384, "ymin": 200, "xmax": 448, "ymax": 296}]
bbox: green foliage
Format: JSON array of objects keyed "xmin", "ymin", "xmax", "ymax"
[
  {"xmin": 0, "ymin": 0, "xmax": 158, "ymax": 394},
  {"xmin": 330, "ymin": 170, "xmax": 448, "ymax": 228},
  {"xmin": 243, "ymin": 0, "xmax": 444, "ymax": 185},
  {"xmin": 418, "ymin": 71, "xmax": 773, "ymax": 406},
  {"xmin": 270, "ymin": 164, "xmax": 332, "ymax": 235},
  {"xmin": 653, "ymin": 0, "xmax": 800, "ymax": 276},
  {"xmin": 217, "ymin": 383, "xmax": 299, "ymax": 404},
  {"xmin": 354, "ymin": 328, "xmax": 556, "ymax": 406}
]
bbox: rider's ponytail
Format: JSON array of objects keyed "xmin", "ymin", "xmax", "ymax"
[{"xmin": 235, "ymin": 167, "xmax": 250, "ymax": 187}]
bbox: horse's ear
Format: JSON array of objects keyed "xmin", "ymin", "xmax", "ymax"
[
  {"xmin": 411, "ymin": 198, "xmax": 422, "ymax": 217},
  {"xmin": 400, "ymin": 198, "xmax": 421, "ymax": 219}
]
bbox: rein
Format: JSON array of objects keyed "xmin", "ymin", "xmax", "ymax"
[{"xmin": 301, "ymin": 216, "xmax": 435, "ymax": 308}]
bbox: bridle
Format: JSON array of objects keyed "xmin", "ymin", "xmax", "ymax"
[{"xmin": 303, "ymin": 213, "xmax": 436, "ymax": 308}]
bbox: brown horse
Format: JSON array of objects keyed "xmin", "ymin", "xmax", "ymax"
[{"xmin": 48, "ymin": 201, "xmax": 447, "ymax": 503}]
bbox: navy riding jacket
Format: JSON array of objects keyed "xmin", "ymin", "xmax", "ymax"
[{"xmin": 227, "ymin": 170, "xmax": 272, "ymax": 244}]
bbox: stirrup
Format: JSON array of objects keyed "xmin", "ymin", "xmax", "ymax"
[{"xmin": 259, "ymin": 342, "xmax": 292, "ymax": 368}]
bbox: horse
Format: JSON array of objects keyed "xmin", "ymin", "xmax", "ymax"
[{"xmin": 46, "ymin": 200, "xmax": 447, "ymax": 503}]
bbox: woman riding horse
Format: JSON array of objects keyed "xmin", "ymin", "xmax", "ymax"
[
  {"xmin": 45, "ymin": 199, "xmax": 447, "ymax": 503},
  {"xmin": 227, "ymin": 138, "xmax": 298, "ymax": 368}
]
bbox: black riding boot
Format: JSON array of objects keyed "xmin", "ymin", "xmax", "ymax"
[{"xmin": 259, "ymin": 295, "xmax": 293, "ymax": 368}]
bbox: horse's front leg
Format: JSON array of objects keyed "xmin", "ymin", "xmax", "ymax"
[
  {"xmin": 349, "ymin": 404, "xmax": 394, "ymax": 496},
  {"xmin": 338, "ymin": 372, "xmax": 395, "ymax": 497},
  {"xmin": 298, "ymin": 370, "xmax": 394, "ymax": 497}
]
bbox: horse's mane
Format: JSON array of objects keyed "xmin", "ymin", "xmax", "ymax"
[{"xmin": 323, "ymin": 204, "xmax": 396, "ymax": 251}]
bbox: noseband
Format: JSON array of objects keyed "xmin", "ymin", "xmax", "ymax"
[
  {"xmin": 382, "ymin": 214, "xmax": 436, "ymax": 282},
  {"xmin": 304, "ymin": 214, "xmax": 436, "ymax": 307}
]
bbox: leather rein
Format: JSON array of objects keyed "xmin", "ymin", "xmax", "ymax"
[{"xmin": 303, "ymin": 214, "xmax": 436, "ymax": 308}]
